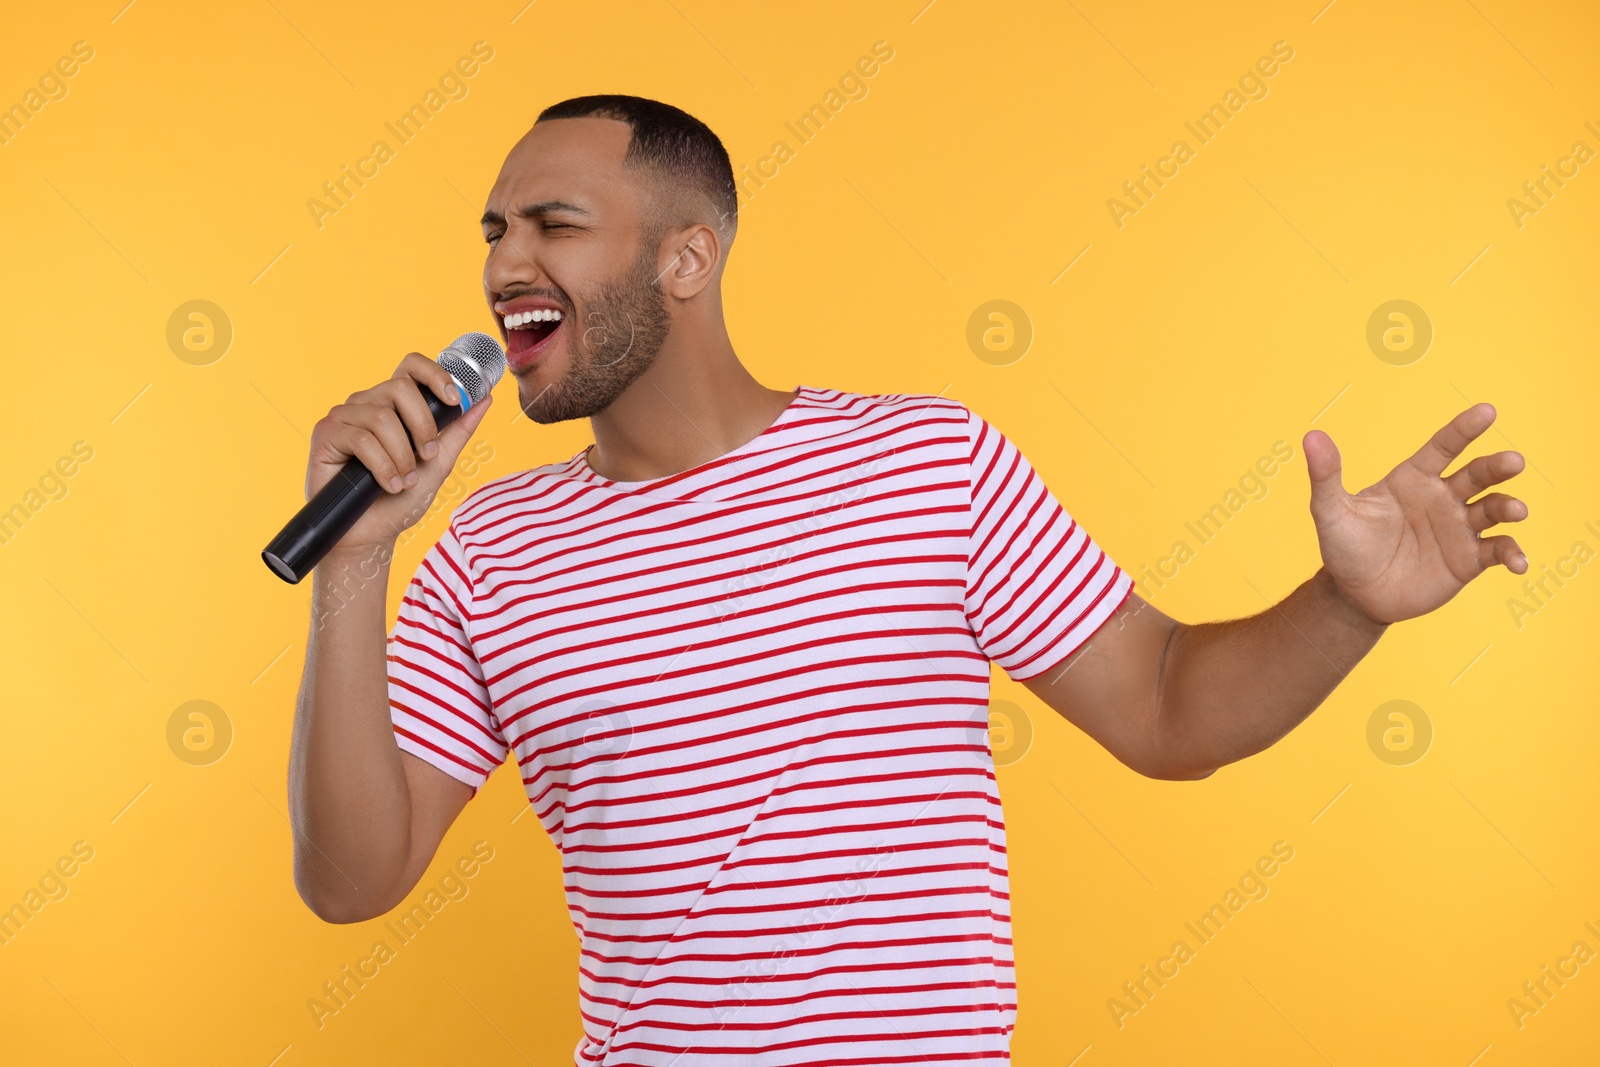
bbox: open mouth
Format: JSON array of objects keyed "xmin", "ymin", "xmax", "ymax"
[{"xmin": 503, "ymin": 309, "xmax": 564, "ymax": 366}]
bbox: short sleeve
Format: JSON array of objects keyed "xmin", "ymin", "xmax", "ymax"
[
  {"xmin": 387, "ymin": 524, "xmax": 509, "ymax": 794},
  {"xmin": 964, "ymin": 407, "xmax": 1134, "ymax": 681}
]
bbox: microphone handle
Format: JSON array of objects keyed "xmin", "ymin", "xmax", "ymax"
[{"xmin": 262, "ymin": 383, "xmax": 462, "ymax": 585}]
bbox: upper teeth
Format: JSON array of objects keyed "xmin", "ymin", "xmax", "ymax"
[{"xmin": 504, "ymin": 309, "xmax": 563, "ymax": 328}]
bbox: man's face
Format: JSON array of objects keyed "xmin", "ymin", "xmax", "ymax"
[{"xmin": 481, "ymin": 117, "xmax": 671, "ymax": 423}]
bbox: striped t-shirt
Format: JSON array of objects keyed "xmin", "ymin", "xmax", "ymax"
[{"xmin": 387, "ymin": 384, "xmax": 1134, "ymax": 1065}]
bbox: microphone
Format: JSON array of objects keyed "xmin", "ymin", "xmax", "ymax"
[{"xmin": 262, "ymin": 332, "xmax": 507, "ymax": 585}]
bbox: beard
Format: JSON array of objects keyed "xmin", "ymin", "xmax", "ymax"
[{"xmin": 517, "ymin": 237, "xmax": 672, "ymax": 424}]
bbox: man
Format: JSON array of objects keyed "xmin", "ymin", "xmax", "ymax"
[{"xmin": 287, "ymin": 95, "xmax": 1530, "ymax": 1064}]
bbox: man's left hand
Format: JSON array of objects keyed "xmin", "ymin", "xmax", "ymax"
[{"xmin": 1305, "ymin": 402, "xmax": 1530, "ymax": 626}]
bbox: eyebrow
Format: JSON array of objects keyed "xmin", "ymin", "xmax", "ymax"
[{"xmin": 480, "ymin": 200, "xmax": 594, "ymax": 228}]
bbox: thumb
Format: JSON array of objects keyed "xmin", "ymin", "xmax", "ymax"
[
  {"xmin": 434, "ymin": 391, "xmax": 495, "ymax": 462},
  {"xmin": 1303, "ymin": 427, "xmax": 1348, "ymax": 524}
]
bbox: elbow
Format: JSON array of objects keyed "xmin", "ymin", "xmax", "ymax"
[
  {"xmin": 294, "ymin": 858, "xmax": 392, "ymax": 925},
  {"xmin": 301, "ymin": 893, "xmax": 381, "ymax": 925},
  {"xmin": 1142, "ymin": 760, "xmax": 1218, "ymax": 781},
  {"xmin": 1134, "ymin": 740, "xmax": 1220, "ymax": 781},
  {"xmin": 295, "ymin": 878, "xmax": 378, "ymax": 925},
  {"xmin": 1115, "ymin": 747, "xmax": 1217, "ymax": 781},
  {"xmin": 1143, "ymin": 692, "xmax": 1218, "ymax": 780}
]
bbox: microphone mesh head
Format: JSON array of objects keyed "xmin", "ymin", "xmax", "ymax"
[{"xmin": 438, "ymin": 332, "xmax": 506, "ymax": 405}]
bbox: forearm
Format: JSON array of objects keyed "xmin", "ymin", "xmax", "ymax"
[
  {"xmin": 1153, "ymin": 566, "xmax": 1387, "ymax": 776},
  {"xmin": 287, "ymin": 543, "xmax": 413, "ymax": 922}
]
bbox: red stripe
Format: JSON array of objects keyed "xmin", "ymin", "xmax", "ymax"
[
  {"xmin": 392, "ymin": 723, "xmax": 492, "ymax": 780},
  {"xmin": 580, "ymin": 950, "xmax": 1016, "ymax": 993},
  {"xmin": 563, "ymin": 766, "xmax": 993, "ymax": 836}
]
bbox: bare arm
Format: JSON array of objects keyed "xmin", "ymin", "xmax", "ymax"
[
  {"xmin": 285, "ymin": 353, "xmax": 495, "ymax": 923},
  {"xmin": 1023, "ymin": 403, "xmax": 1530, "ymax": 780},
  {"xmin": 288, "ymin": 546, "xmax": 476, "ymax": 922},
  {"xmin": 1022, "ymin": 574, "xmax": 1382, "ymax": 779},
  {"xmin": 1155, "ymin": 567, "xmax": 1388, "ymax": 773}
]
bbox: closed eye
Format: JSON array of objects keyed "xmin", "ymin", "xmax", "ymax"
[{"xmin": 484, "ymin": 222, "xmax": 578, "ymax": 244}]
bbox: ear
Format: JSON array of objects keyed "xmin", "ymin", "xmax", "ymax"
[{"xmin": 656, "ymin": 221, "xmax": 722, "ymax": 300}]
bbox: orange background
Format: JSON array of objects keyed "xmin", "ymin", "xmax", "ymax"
[{"xmin": 1, "ymin": 1, "xmax": 1596, "ymax": 1063}]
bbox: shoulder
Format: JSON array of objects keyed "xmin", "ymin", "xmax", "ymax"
[
  {"xmin": 797, "ymin": 385, "xmax": 974, "ymax": 438},
  {"xmin": 444, "ymin": 461, "xmax": 573, "ymax": 545}
]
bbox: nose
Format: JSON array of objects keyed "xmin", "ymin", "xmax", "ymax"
[{"xmin": 484, "ymin": 227, "xmax": 548, "ymax": 304}]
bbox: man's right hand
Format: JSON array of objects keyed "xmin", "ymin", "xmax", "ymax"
[{"xmin": 305, "ymin": 352, "xmax": 496, "ymax": 554}]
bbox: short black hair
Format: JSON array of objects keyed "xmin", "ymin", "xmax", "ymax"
[{"xmin": 535, "ymin": 94, "xmax": 737, "ymax": 239}]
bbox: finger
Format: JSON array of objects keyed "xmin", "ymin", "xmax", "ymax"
[
  {"xmin": 1444, "ymin": 450, "xmax": 1525, "ymax": 502},
  {"xmin": 1476, "ymin": 533, "xmax": 1529, "ymax": 575},
  {"xmin": 435, "ymin": 391, "xmax": 493, "ymax": 459},
  {"xmin": 335, "ymin": 425, "xmax": 407, "ymax": 494},
  {"xmin": 396, "ymin": 352, "xmax": 463, "ymax": 408},
  {"xmin": 1303, "ymin": 428, "xmax": 1348, "ymax": 525},
  {"xmin": 1465, "ymin": 492, "xmax": 1529, "ymax": 532},
  {"xmin": 382, "ymin": 377, "xmax": 442, "ymax": 462},
  {"xmin": 1407, "ymin": 403, "xmax": 1495, "ymax": 478},
  {"xmin": 334, "ymin": 402, "xmax": 418, "ymax": 489}
]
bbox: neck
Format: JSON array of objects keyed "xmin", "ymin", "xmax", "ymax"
[{"xmin": 586, "ymin": 320, "xmax": 796, "ymax": 483}]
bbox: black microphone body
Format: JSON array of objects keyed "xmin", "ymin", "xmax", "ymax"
[{"xmin": 262, "ymin": 333, "xmax": 506, "ymax": 585}]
